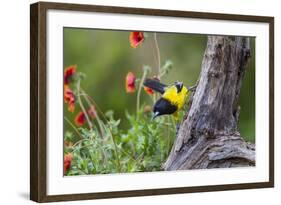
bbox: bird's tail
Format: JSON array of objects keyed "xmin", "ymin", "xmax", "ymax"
[{"xmin": 143, "ymin": 78, "xmax": 166, "ymax": 94}]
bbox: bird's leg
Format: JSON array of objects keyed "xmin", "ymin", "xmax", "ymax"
[
  {"xmin": 188, "ymin": 81, "xmax": 198, "ymax": 92},
  {"xmin": 185, "ymin": 78, "xmax": 199, "ymax": 111},
  {"xmin": 183, "ymin": 79, "xmax": 199, "ymax": 112},
  {"xmin": 188, "ymin": 85, "xmax": 197, "ymax": 92},
  {"xmin": 188, "ymin": 77, "xmax": 200, "ymax": 92}
]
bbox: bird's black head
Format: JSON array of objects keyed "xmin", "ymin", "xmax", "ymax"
[{"xmin": 175, "ymin": 81, "xmax": 183, "ymax": 93}]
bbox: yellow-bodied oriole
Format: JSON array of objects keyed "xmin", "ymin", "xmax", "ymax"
[{"xmin": 143, "ymin": 78, "xmax": 189, "ymax": 120}]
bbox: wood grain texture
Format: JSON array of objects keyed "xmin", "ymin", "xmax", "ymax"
[
  {"xmin": 164, "ymin": 36, "xmax": 255, "ymax": 170},
  {"xmin": 30, "ymin": 2, "xmax": 39, "ymax": 202},
  {"xmin": 30, "ymin": 2, "xmax": 47, "ymax": 202}
]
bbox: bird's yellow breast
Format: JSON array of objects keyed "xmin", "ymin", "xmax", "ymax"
[{"xmin": 162, "ymin": 86, "xmax": 189, "ymax": 110}]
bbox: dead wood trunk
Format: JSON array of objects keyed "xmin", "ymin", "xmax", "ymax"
[{"xmin": 164, "ymin": 36, "xmax": 255, "ymax": 170}]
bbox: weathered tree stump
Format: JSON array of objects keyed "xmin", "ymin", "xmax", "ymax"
[{"xmin": 164, "ymin": 36, "xmax": 255, "ymax": 170}]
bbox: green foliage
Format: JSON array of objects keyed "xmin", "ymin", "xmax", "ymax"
[{"xmin": 65, "ymin": 109, "xmax": 176, "ymax": 175}]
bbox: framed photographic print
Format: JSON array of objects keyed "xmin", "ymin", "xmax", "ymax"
[{"xmin": 30, "ymin": 1, "xmax": 274, "ymax": 202}]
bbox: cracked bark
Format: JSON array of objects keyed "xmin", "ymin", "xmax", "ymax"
[{"xmin": 164, "ymin": 36, "xmax": 255, "ymax": 170}]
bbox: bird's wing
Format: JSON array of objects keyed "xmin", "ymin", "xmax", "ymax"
[
  {"xmin": 153, "ymin": 98, "xmax": 178, "ymax": 115},
  {"xmin": 143, "ymin": 78, "xmax": 167, "ymax": 94}
]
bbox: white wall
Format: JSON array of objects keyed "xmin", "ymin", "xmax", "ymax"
[{"xmin": 0, "ymin": 0, "xmax": 279, "ymax": 204}]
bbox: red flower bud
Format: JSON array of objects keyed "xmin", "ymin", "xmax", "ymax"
[
  {"xmin": 129, "ymin": 32, "xmax": 144, "ymax": 48},
  {"xmin": 64, "ymin": 153, "xmax": 73, "ymax": 174},
  {"xmin": 88, "ymin": 105, "xmax": 97, "ymax": 119},
  {"xmin": 74, "ymin": 111, "xmax": 86, "ymax": 126},
  {"xmin": 125, "ymin": 72, "xmax": 136, "ymax": 93},
  {"xmin": 64, "ymin": 85, "xmax": 75, "ymax": 112},
  {"xmin": 144, "ymin": 86, "xmax": 154, "ymax": 95},
  {"xmin": 64, "ymin": 65, "xmax": 76, "ymax": 85}
]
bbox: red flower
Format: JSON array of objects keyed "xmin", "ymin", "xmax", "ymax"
[
  {"xmin": 75, "ymin": 111, "xmax": 86, "ymax": 126},
  {"xmin": 125, "ymin": 72, "xmax": 136, "ymax": 93},
  {"xmin": 88, "ymin": 105, "xmax": 97, "ymax": 119},
  {"xmin": 129, "ymin": 32, "xmax": 144, "ymax": 48},
  {"xmin": 64, "ymin": 85, "xmax": 75, "ymax": 112},
  {"xmin": 64, "ymin": 65, "xmax": 77, "ymax": 85},
  {"xmin": 143, "ymin": 76, "xmax": 159, "ymax": 95},
  {"xmin": 144, "ymin": 86, "xmax": 154, "ymax": 95},
  {"xmin": 64, "ymin": 153, "xmax": 73, "ymax": 174}
]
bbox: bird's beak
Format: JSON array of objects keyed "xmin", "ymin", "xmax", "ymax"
[{"xmin": 152, "ymin": 112, "xmax": 160, "ymax": 120}]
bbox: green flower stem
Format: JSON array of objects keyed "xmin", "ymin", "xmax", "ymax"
[
  {"xmin": 80, "ymin": 90, "xmax": 121, "ymax": 172},
  {"xmin": 136, "ymin": 68, "xmax": 148, "ymax": 118},
  {"xmin": 71, "ymin": 142, "xmax": 94, "ymax": 153},
  {"xmin": 71, "ymin": 138, "xmax": 90, "ymax": 149},
  {"xmin": 80, "ymin": 92, "xmax": 110, "ymax": 124},
  {"xmin": 150, "ymin": 37, "xmax": 158, "ymax": 73},
  {"xmin": 153, "ymin": 32, "xmax": 161, "ymax": 79},
  {"xmin": 76, "ymin": 80, "xmax": 93, "ymax": 130},
  {"xmin": 82, "ymin": 92, "xmax": 119, "ymax": 169},
  {"xmin": 153, "ymin": 93, "xmax": 156, "ymax": 104},
  {"xmin": 74, "ymin": 138, "xmax": 108, "ymax": 166},
  {"xmin": 64, "ymin": 116, "xmax": 83, "ymax": 139},
  {"xmin": 108, "ymin": 126, "xmax": 121, "ymax": 172},
  {"xmin": 80, "ymin": 91, "xmax": 105, "ymax": 139},
  {"xmin": 120, "ymin": 149, "xmax": 137, "ymax": 162}
]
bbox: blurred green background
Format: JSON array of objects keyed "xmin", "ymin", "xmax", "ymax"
[{"xmin": 63, "ymin": 28, "xmax": 255, "ymax": 143}]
